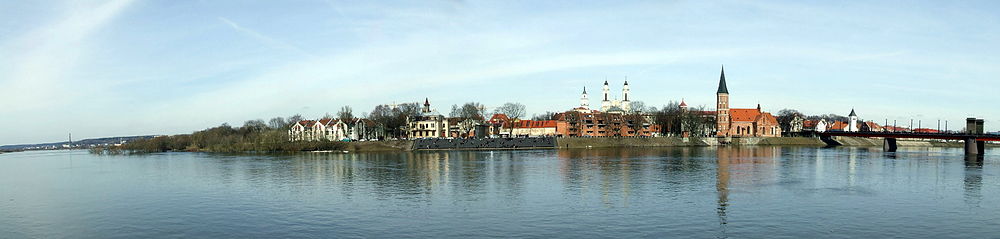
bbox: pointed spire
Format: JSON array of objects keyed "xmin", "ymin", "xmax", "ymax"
[
  {"xmin": 849, "ymin": 108, "xmax": 857, "ymax": 117},
  {"xmin": 717, "ymin": 65, "xmax": 729, "ymax": 94},
  {"xmin": 679, "ymin": 98, "xmax": 687, "ymax": 107},
  {"xmin": 582, "ymin": 86, "xmax": 587, "ymax": 94},
  {"xmin": 424, "ymin": 97, "xmax": 430, "ymax": 106}
]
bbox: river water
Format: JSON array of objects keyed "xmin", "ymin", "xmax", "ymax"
[{"xmin": 1, "ymin": 146, "xmax": 999, "ymax": 238}]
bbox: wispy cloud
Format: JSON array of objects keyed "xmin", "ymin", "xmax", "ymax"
[{"xmin": 217, "ymin": 16, "xmax": 315, "ymax": 58}]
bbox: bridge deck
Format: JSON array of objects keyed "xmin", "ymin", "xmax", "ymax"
[{"xmin": 817, "ymin": 131, "xmax": 1000, "ymax": 141}]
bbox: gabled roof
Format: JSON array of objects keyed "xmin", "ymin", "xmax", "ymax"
[
  {"xmin": 318, "ymin": 118, "xmax": 335, "ymax": 126},
  {"xmin": 729, "ymin": 108, "xmax": 761, "ymax": 122},
  {"xmin": 755, "ymin": 113, "xmax": 779, "ymax": 125},
  {"xmin": 488, "ymin": 113, "xmax": 509, "ymax": 122},
  {"xmin": 298, "ymin": 120, "xmax": 317, "ymax": 127},
  {"xmin": 717, "ymin": 65, "xmax": 729, "ymax": 94},
  {"xmin": 828, "ymin": 121, "xmax": 848, "ymax": 130}
]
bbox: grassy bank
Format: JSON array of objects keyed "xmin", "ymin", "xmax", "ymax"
[{"xmin": 555, "ymin": 137, "xmax": 714, "ymax": 148}]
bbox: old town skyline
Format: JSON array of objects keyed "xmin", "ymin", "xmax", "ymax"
[{"xmin": 2, "ymin": 1, "xmax": 999, "ymax": 145}]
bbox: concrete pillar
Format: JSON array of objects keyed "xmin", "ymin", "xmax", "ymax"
[
  {"xmin": 965, "ymin": 138, "xmax": 979, "ymax": 155},
  {"xmin": 978, "ymin": 141, "xmax": 986, "ymax": 155},
  {"xmin": 976, "ymin": 119, "xmax": 985, "ymax": 134},
  {"xmin": 967, "ymin": 118, "xmax": 978, "ymax": 134},
  {"xmin": 883, "ymin": 138, "xmax": 898, "ymax": 152}
]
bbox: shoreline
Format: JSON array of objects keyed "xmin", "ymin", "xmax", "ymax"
[{"xmin": 342, "ymin": 137, "xmax": 996, "ymax": 152}]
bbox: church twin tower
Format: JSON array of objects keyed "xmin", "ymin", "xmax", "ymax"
[{"xmin": 580, "ymin": 79, "xmax": 631, "ymax": 112}]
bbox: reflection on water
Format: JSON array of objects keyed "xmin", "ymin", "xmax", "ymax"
[{"xmin": 0, "ymin": 147, "xmax": 998, "ymax": 238}]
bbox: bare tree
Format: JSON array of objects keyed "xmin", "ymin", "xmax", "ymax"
[
  {"xmin": 241, "ymin": 119, "xmax": 268, "ymax": 134},
  {"xmin": 449, "ymin": 104, "xmax": 461, "ymax": 117},
  {"xmin": 268, "ymin": 117, "xmax": 286, "ymax": 129},
  {"xmin": 532, "ymin": 111, "xmax": 557, "ymax": 121},
  {"xmin": 287, "ymin": 114, "xmax": 304, "ymax": 126},
  {"xmin": 337, "ymin": 106, "xmax": 354, "ymax": 123},
  {"xmin": 455, "ymin": 102, "xmax": 486, "ymax": 119},
  {"xmin": 494, "ymin": 102, "xmax": 526, "ymax": 119},
  {"xmin": 629, "ymin": 101, "xmax": 647, "ymax": 113},
  {"xmin": 369, "ymin": 103, "xmax": 421, "ymax": 138},
  {"xmin": 776, "ymin": 109, "xmax": 805, "ymax": 132}
]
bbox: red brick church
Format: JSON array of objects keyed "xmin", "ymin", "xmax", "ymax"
[{"xmin": 715, "ymin": 67, "xmax": 782, "ymax": 137}]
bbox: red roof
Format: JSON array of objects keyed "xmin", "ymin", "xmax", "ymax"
[
  {"xmin": 512, "ymin": 120, "xmax": 558, "ymax": 128},
  {"xmin": 298, "ymin": 120, "xmax": 317, "ymax": 127},
  {"xmin": 884, "ymin": 126, "xmax": 909, "ymax": 132},
  {"xmin": 803, "ymin": 120, "xmax": 818, "ymax": 128},
  {"xmin": 913, "ymin": 128, "xmax": 940, "ymax": 133},
  {"xmin": 729, "ymin": 108, "xmax": 761, "ymax": 122},
  {"xmin": 756, "ymin": 113, "xmax": 779, "ymax": 125},
  {"xmin": 489, "ymin": 114, "xmax": 509, "ymax": 122},
  {"xmin": 318, "ymin": 118, "xmax": 337, "ymax": 126},
  {"xmin": 828, "ymin": 121, "xmax": 848, "ymax": 130}
]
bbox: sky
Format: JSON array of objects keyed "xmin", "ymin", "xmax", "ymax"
[{"xmin": 1, "ymin": 0, "xmax": 999, "ymax": 145}]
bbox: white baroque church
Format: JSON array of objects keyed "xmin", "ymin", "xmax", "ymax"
[{"xmin": 579, "ymin": 79, "xmax": 632, "ymax": 113}]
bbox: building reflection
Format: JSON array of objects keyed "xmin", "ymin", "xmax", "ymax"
[
  {"xmin": 714, "ymin": 146, "xmax": 780, "ymax": 231},
  {"xmin": 964, "ymin": 155, "xmax": 984, "ymax": 206}
]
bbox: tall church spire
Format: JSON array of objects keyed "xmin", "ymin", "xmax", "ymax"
[{"xmin": 717, "ymin": 65, "xmax": 729, "ymax": 94}]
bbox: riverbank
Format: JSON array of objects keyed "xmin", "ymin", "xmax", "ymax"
[
  {"xmin": 103, "ymin": 136, "xmax": 995, "ymax": 154},
  {"xmin": 829, "ymin": 136, "xmax": 999, "ymax": 148},
  {"xmin": 342, "ymin": 137, "xmax": 994, "ymax": 152}
]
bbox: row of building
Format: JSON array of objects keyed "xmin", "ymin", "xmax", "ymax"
[{"xmin": 288, "ymin": 67, "xmax": 917, "ymax": 141}]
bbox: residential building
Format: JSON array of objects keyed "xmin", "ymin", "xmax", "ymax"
[
  {"xmin": 553, "ymin": 110, "xmax": 659, "ymax": 137},
  {"xmin": 351, "ymin": 118, "xmax": 386, "ymax": 141},
  {"xmin": 406, "ymin": 98, "xmax": 450, "ymax": 138},
  {"xmin": 509, "ymin": 120, "xmax": 564, "ymax": 137}
]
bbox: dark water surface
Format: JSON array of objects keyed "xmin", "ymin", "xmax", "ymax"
[{"xmin": 1, "ymin": 147, "xmax": 999, "ymax": 238}]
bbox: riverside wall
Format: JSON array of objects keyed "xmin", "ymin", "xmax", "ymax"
[{"xmin": 342, "ymin": 136, "xmax": 994, "ymax": 152}]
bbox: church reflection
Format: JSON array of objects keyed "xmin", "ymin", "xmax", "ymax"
[{"xmin": 714, "ymin": 146, "xmax": 780, "ymax": 230}]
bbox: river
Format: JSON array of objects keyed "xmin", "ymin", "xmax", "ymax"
[{"xmin": 1, "ymin": 146, "xmax": 998, "ymax": 238}]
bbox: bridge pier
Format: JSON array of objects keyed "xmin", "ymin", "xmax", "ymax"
[
  {"xmin": 965, "ymin": 138, "xmax": 979, "ymax": 156},
  {"xmin": 978, "ymin": 141, "xmax": 986, "ymax": 155},
  {"xmin": 883, "ymin": 138, "xmax": 897, "ymax": 152}
]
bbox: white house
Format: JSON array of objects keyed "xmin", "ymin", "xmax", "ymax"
[{"xmin": 815, "ymin": 119, "xmax": 829, "ymax": 133}]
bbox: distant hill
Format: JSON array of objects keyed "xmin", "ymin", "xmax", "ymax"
[{"xmin": 0, "ymin": 135, "xmax": 158, "ymax": 151}]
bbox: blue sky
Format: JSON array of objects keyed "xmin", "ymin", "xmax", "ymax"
[{"xmin": 1, "ymin": 0, "xmax": 998, "ymax": 145}]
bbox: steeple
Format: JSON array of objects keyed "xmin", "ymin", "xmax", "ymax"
[
  {"xmin": 849, "ymin": 108, "xmax": 857, "ymax": 117},
  {"xmin": 582, "ymin": 86, "xmax": 587, "ymax": 94},
  {"xmin": 717, "ymin": 65, "xmax": 729, "ymax": 94},
  {"xmin": 422, "ymin": 98, "xmax": 431, "ymax": 113}
]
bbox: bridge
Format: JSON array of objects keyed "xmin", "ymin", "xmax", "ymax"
[{"xmin": 817, "ymin": 118, "xmax": 995, "ymax": 156}]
